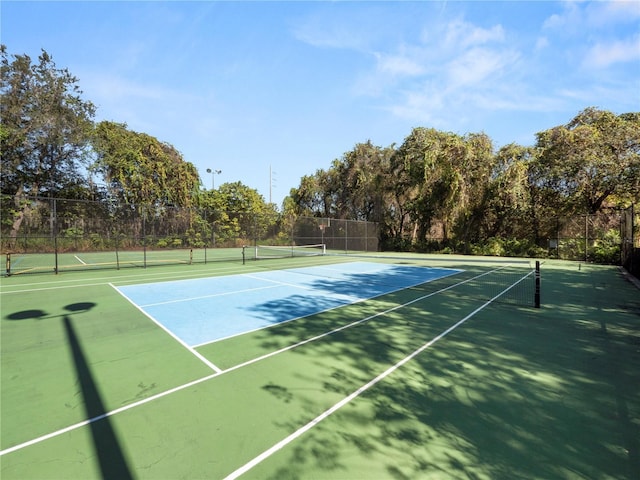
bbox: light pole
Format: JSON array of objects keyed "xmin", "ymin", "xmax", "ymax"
[{"xmin": 206, "ymin": 168, "xmax": 222, "ymax": 190}]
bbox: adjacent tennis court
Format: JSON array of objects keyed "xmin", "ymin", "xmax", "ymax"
[{"xmin": 1, "ymin": 252, "xmax": 639, "ymax": 479}]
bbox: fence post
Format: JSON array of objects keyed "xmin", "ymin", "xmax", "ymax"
[
  {"xmin": 53, "ymin": 198, "xmax": 58, "ymax": 274},
  {"xmin": 585, "ymin": 215, "xmax": 588, "ymax": 263}
]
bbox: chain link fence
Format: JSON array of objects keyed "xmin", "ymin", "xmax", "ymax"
[
  {"xmin": 1, "ymin": 196, "xmax": 379, "ymax": 275},
  {"xmin": 1, "ymin": 195, "xmax": 636, "ymax": 277},
  {"xmin": 541, "ymin": 207, "xmax": 639, "ymax": 277}
]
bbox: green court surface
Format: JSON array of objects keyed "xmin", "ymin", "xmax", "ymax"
[{"xmin": 1, "ymin": 253, "xmax": 639, "ymax": 479}]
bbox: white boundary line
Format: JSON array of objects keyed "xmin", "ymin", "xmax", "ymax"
[
  {"xmin": 0, "ymin": 263, "xmax": 254, "ymax": 294},
  {"xmin": 73, "ymin": 255, "xmax": 87, "ymax": 265},
  {"xmin": 0, "ymin": 267, "xmax": 529, "ymax": 459},
  {"xmin": 224, "ymin": 269, "xmax": 535, "ymax": 480},
  {"xmin": 109, "ymin": 283, "xmax": 223, "ymax": 374},
  {"xmin": 139, "ymin": 283, "xmax": 280, "ymax": 308},
  {"xmin": 241, "ymin": 272, "xmax": 319, "ymax": 291},
  {"xmin": 0, "ymin": 371, "xmax": 221, "ymax": 456}
]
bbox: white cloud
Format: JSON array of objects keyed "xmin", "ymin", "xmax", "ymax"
[
  {"xmin": 443, "ymin": 19, "xmax": 506, "ymax": 49},
  {"xmin": 352, "ymin": 14, "xmax": 529, "ymax": 130},
  {"xmin": 386, "ymin": 86, "xmax": 446, "ymax": 127},
  {"xmin": 544, "ymin": 0, "xmax": 640, "ymax": 30},
  {"xmin": 446, "ymin": 47, "xmax": 519, "ymax": 87},
  {"xmin": 543, "ymin": 1, "xmax": 584, "ymax": 31},
  {"xmin": 535, "ymin": 36, "xmax": 550, "ymax": 51},
  {"xmin": 290, "ymin": 9, "xmax": 377, "ymax": 51},
  {"xmin": 375, "ymin": 52, "xmax": 426, "ymax": 77},
  {"xmin": 583, "ymin": 35, "xmax": 640, "ymax": 68},
  {"xmin": 293, "ymin": 24, "xmax": 366, "ymax": 50},
  {"xmin": 585, "ymin": 0, "xmax": 640, "ymax": 27},
  {"xmin": 297, "ymin": 2, "xmax": 638, "ymax": 144}
]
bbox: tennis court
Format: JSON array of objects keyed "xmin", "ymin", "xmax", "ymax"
[{"xmin": 1, "ymin": 252, "xmax": 639, "ymax": 479}]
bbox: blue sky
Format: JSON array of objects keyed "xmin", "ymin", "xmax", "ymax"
[{"xmin": 3, "ymin": 1, "xmax": 639, "ymax": 207}]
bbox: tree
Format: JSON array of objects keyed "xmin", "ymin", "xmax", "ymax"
[
  {"xmin": 91, "ymin": 121, "xmax": 200, "ymax": 208},
  {"xmin": 330, "ymin": 141, "xmax": 393, "ymax": 221},
  {"xmin": 216, "ymin": 181, "xmax": 278, "ymax": 244},
  {"xmin": 1, "ymin": 46, "xmax": 96, "ymax": 240},
  {"xmin": 390, "ymin": 128, "xmax": 495, "ymax": 246},
  {"xmin": 289, "ymin": 170, "xmax": 335, "ymax": 217},
  {"xmin": 475, "ymin": 143, "xmax": 537, "ymax": 240},
  {"xmin": 535, "ymin": 107, "xmax": 640, "ymax": 215}
]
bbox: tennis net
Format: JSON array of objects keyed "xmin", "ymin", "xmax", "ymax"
[
  {"xmin": 404, "ymin": 262, "xmax": 541, "ymax": 308},
  {"xmin": 243, "ymin": 244, "xmax": 327, "ymax": 262}
]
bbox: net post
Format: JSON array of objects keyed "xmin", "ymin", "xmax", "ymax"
[
  {"xmin": 534, "ymin": 260, "xmax": 541, "ymax": 308},
  {"xmin": 6, "ymin": 252, "xmax": 11, "ymax": 276},
  {"xmin": 189, "ymin": 248, "xmax": 193, "ymax": 265},
  {"xmin": 54, "ymin": 233, "xmax": 59, "ymax": 274},
  {"xmin": 242, "ymin": 246, "xmax": 246, "ymax": 265}
]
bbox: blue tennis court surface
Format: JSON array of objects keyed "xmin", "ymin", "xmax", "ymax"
[{"xmin": 115, "ymin": 262, "xmax": 461, "ymax": 347}]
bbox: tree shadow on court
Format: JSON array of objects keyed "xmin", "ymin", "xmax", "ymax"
[
  {"xmin": 254, "ymin": 267, "xmax": 640, "ymax": 479},
  {"xmin": 245, "ymin": 266, "xmax": 469, "ymax": 343},
  {"xmin": 4, "ymin": 303, "xmax": 134, "ymax": 479}
]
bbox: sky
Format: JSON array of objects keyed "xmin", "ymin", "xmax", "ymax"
[{"xmin": 2, "ymin": 1, "xmax": 639, "ymax": 207}]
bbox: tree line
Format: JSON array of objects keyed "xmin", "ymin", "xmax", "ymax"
[
  {"xmin": 290, "ymin": 109, "xmax": 639, "ymax": 255},
  {"xmin": 2, "ymin": 47, "xmax": 639, "ymax": 259}
]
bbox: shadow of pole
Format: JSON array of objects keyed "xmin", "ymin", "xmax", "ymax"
[{"xmin": 62, "ymin": 316, "xmax": 134, "ymax": 479}]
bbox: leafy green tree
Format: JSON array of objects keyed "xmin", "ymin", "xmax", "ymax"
[
  {"xmin": 289, "ymin": 170, "xmax": 335, "ymax": 217},
  {"xmin": 1, "ymin": 46, "xmax": 96, "ymax": 239},
  {"xmin": 216, "ymin": 181, "xmax": 278, "ymax": 244},
  {"xmin": 289, "ymin": 141, "xmax": 393, "ymax": 225},
  {"xmin": 329, "ymin": 141, "xmax": 393, "ymax": 221},
  {"xmin": 390, "ymin": 128, "xmax": 495, "ymax": 246},
  {"xmin": 450, "ymin": 132, "xmax": 495, "ymax": 244},
  {"xmin": 91, "ymin": 121, "xmax": 200, "ymax": 208},
  {"xmin": 535, "ymin": 107, "xmax": 640, "ymax": 215},
  {"xmin": 475, "ymin": 143, "xmax": 537, "ymax": 240}
]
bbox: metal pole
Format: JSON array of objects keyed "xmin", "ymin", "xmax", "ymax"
[
  {"xmin": 585, "ymin": 215, "xmax": 588, "ymax": 263},
  {"xmin": 143, "ymin": 211, "xmax": 147, "ymax": 269},
  {"xmin": 206, "ymin": 168, "xmax": 222, "ymax": 190},
  {"xmin": 53, "ymin": 198, "xmax": 58, "ymax": 274},
  {"xmin": 534, "ymin": 260, "xmax": 541, "ymax": 308},
  {"xmin": 632, "ymin": 204, "xmax": 636, "ymax": 275}
]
